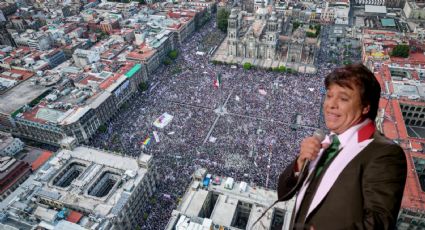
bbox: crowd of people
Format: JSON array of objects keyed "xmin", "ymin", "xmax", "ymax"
[{"xmin": 90, "ymin": 16, "xmax": 337, "ymax": 229}]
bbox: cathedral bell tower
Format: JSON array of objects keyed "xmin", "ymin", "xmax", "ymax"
[
  {"xmin": 227, "ymin": 9, "xmax": 239, "ymax": 56},
  {"xmin": 265, "ymin": 11, "xmax": 278, "ymax": 59}
]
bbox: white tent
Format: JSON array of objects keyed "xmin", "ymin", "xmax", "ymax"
[{"xmin": 225, "ymin": 177, "xmax": 234, "ymax": 190}]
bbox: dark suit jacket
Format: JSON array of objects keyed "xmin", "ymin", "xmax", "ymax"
[{"xmin": 278, "ymin": 131, "xmax": 407, "ymax": 230}]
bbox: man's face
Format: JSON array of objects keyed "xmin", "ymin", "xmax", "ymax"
[{"xmin": 323, "ymin": 83, "xmax": 369, "ymax": 134}]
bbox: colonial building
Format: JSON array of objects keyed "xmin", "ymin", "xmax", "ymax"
[
  {"xmin": 213, "ymin": 5, "xmax": 319, "ymax": 73},
  {"xmin": 227, "ymin": 6, "xmax": 281, "ymax": 60}
]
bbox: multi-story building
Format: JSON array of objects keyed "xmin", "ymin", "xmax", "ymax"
[
  {"xmin": 0, "ymin": 132, "xmax": 24, "ymax": 157},
  {"xmin": 127, "ymin": 44, "xmax": 161, "ymax": 75},
  {"xmin": 13, "ymin": 61, "xmax": 147, "ymax": 146},
  {"xmin": 403, "ymin": 1, "xmax": 425, "ymax": 19},
  {"xmin": 0, "ymin": 146, "xmax": 157, "ymax": 229},
  {"xmin": 99, "ymin": 18, "xmax": 120, "ymax": 33},
  {"xmin": 166, "ymin": 169, "xmax": 294, "ymax": 230},
  {"xmin": 355, "ymin": 0, "xmax": 385, "ymax": 5},
  {"xmin": 165, "ymin": 10, "xmax": 196, "ymax": 45},
  {"xmin": 374, "ymin": 63, "xmax": 425, "ymax": 229},
  {"xmin": 361, "ymin": 29, "xmax": 408, "ymax": 71},
  {"xmin": 0, "ymin": 156, "xmax": 31, "ymax": 201},
  {"xmin": 73, "ymin": 49, "xmax": 101, "ymax": 68},
  {"xmin": 0, "ymin": 2, "xmax": 17, "ymax": 17},
  {"xmin": 42, "ymin": 49, "xmax": 68, "ymax": 68},
  {"xmin": 0, "ymin": 21, "xmax": 16, "ymax": 47},
  {"xmin": 0, "ymin": 76, "xmax": 50, "ymax": 132},
  {"xmin": 363, "ymin": 32, "xmax": 425, "ymax": 227},
  {"xmin": 13, "ymin": 30, "xmax": 52, "ymax": 51},
  {"xmin": 184, "ymin": 0, "xmax": 217, "ymax": 14},
  {"xmin": 321, "ymin": 2, "xmax": 337, "ymax": 24},
  {"xmin": 386, "ymin": 0, "xmax": 406, "ymax": 8}
]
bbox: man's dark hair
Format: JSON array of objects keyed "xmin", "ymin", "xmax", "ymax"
[{"xmin": 324, "ymin": 63, "xmax": 381, "ymax": 121}]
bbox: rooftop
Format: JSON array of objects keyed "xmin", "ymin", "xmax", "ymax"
[
  {"xmin": 365, "ymin": 5, "xmax": 387, "ymax": 14},
  {"xmin": 35, "ymin": 146, "xmax": 151, "ymax": 217},
  {"xmin": 0, "ymin": 79, "xmax": 49, "ymax": 115},
  {"xmin": 168, "ymin": 174, "xmax": 295, "ymax": 230},
  {"xmin": 0, "ymin": 132, "xmax": 14, "ymax": 150},
  {"xmin": 375, "ymin": 64, "xmax": 425, "ymax": 213}
]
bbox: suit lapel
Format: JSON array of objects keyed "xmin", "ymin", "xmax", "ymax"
[
  {"xmin": 306, "ymin": 137, "xmax": 373, "ymax": 218},
  {"xmin": 305, "ymin": 121, "xmax": 376, "ymax": 219},
  {"xmin": 294, "ymin": 135, "xmax": 332, "ymax": 215}
]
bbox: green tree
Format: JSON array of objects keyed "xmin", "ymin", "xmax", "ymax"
[
  {"xmin": 292, "ymin": 21, "xmax": 302, "ymax": 32},
  {"xmin": 243, "ymin": 62, "xmax": 252, "ymax": 70},
  {"xmin": 391, "ymin": 44, "xmax": 409, "ymax": 58},
  {"xmin": 217, "ymin": 8, "xmax": 230, "ymax": 32},
  {"xmin": 98, "ymin": 125, "xmax": 107, "ymax": 133},
  {"xmin": 163, "ymin": 58, "xmax": 171, "ymax": 65},
  {"xmin": 168, "ymin": 50, "xmax": 178, "ymax": 59},
  {"xmin": 278, "ymin": 65, "xmax": 286, "ymax": 72},
  {"xmin": 143, "ymin": 212, "xmax": 149, "ymax": 221},
  {"xmin": 306, "ymin": 32, "xmax": 316, "ymax": 38},
  {"xmin": 314, "ymin": 24, "xmax": 321, "ymax": 35},
  {"xmin": 133, "ymin": 0, "xmax": 145, "ymax": 3},
  {"xmin": 138, "ymin": 82, "xmax": 149, "ymax": 92}
]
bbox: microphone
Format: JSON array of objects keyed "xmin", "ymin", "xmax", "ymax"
[
  {"xmin": 250, "ymin": 129, "xmax": 326, "ymax": 229},
  {"xmin": 300, "ymin": 129, "xmax": 326, "ymax": 175}
]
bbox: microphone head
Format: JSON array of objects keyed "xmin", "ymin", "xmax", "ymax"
[{"xmin": 313, "ymin": 129, "xmax": 326, "ymax": 142}]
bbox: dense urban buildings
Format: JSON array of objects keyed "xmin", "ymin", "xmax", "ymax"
[
  {"xmin": 0, "ymin": 145, "xmax": 157, "ymax": 230},
  {"xmin": 166, "ymin": 168, "xmax": 294, "ymax": 230},
  {"xmin": 0, "ymin": 0, "xmax": 423, "ymax": 229}
]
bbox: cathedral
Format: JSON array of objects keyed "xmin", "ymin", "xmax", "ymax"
[
  {"xmin": 219, "ymin": 3, "xmax": 319, "ymax": 73},
  {"xmin": 227, "ymin": 5, "xmax": 281, "ymax": 59}
]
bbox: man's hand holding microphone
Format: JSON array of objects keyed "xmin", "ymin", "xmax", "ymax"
[{"xmin": 296, "ymin": 129, "xmax": 326, "ymax": 174}]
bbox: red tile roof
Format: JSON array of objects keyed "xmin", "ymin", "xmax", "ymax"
[
  {"xmin": 376, "ymin": 64, "xmax": 425, "ymax": 212},
  {"xmin": 391, "ymin": 52, "xmax": 425, "ymax": 65},
  {"xmin": 31, "ymin": 151, "xmax": 53, "ymax": 171},
  {"xmin": 402, "ymin": 151, "xmax": 425, "ymax": 210},
  {"xmin": 66, "ymin": 210, "xmax": 83, "ymax": 223}
]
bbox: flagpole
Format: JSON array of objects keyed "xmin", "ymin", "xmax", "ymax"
[{"xmin": 219, "ymin": 73, "xmax": 222, "ymax": 112}]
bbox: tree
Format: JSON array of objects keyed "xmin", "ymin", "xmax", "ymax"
[
  {"xmin": 278, "ymin": 65, "xmax": 286, "ymax": 72},
  {"xmin": 306, "ymin": 31, "xmax": 316, "ymax": 38},
  {"xmin": 163, "ymin": 58, "xmax": 171, "ymax": 65},
  {"xmin": 138, "ymin": 82, "xmax": 149, "ymax": 92},
  {"xmin": 98, "ymin": 125, "xmax": 107, "ymax": 133},
  {"xmin": 243, "ymin": 62, "xmax": 252, "ymax": 70},
  {"xmin": 292, "ymin": 21, "xmax": 302, "ymax": 32},
  {"xmin": 217, "ymin": 8, "xmax": 230, "ymax": 33},
  {"xmin": 143, "ymin": 212, "xmax": 149, "ymax": 221},
  {"xmin": 391, "ymin": 44, "xmax": 409, "ymax": 58},
  {"xmin": 133, "ymin": 0, "xmax": 145, "ymax": 4},
  {"xmin": 314, "ymin": 24, "xmax": 321, "ymax": 35},
  {"xmin": 168, "ymin": 50, "xmax": 178, "ymax": 59}
]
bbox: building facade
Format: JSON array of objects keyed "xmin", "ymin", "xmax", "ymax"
[
  {"xmin": 166, "ymin": 169, "xmax": 295, "ymax": 230},
  {"xmin": 0, "ymin": 132, "xmax": 24, "ymax": 157},
  {"xmin": 227, "ymin": 7, "xmax": 281, "ymax": 60},
  {"xmin": 0, "ymin": 146, "xmax": 158, "ymax": 229},
  {"xmin": 0, "ymin": 157, "xmax": 31, "ymax": 201}
]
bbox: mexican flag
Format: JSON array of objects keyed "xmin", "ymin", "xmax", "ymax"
[{"xmin": 214, "ymin": 74, "xmax": 221, "ymax": 88}]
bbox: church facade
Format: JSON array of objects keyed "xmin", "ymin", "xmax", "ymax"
[{"xmin": 212, "ymin": 5, "xmax": 319, "ymax": 73}]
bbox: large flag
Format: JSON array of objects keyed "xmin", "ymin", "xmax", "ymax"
[{"xmin": 213, "ymin": 74, "xmax": 221, "ymax": 89}]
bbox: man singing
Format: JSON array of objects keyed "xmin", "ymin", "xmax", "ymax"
[{"xmin": 278, "ymin": 64, "xmax": 407, "ymax": 229}]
